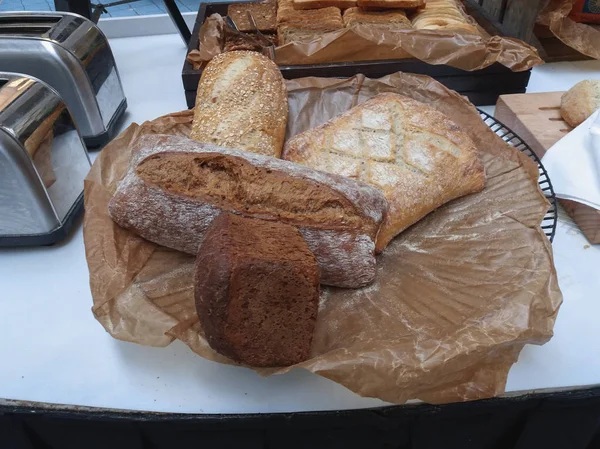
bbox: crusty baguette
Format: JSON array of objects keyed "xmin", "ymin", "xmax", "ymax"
[
  {"xmin": 560, "ymin": 79, "xmax": 600, "ymax": 128},
  {"xmin": 108, "ymin": 134, "xmax": 389, "ymax": 289},
  {"xmin": 357, "ymin": 0, "xmax": 424, "ymax": 9},
  {"xmin": 227, "ymin": 0, "xmax": 277, "ymax": 32},
  {"xmin": 282, "ymin": 93, "xmax": 486, "ymax": 252},
  {"xmin": 293, "ymin": 0, "xmax": 357, "ymax": 10},
  {"xmin": 343, "ymin": 7, "xmax": 413, "ymax": 29},
  {"xmin": 190, "ymin": 51, "xmax": 287, "ymax": 158}
]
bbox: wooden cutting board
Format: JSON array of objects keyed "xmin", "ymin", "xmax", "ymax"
[{"xmin": 495, "ymin": 92, "xmax": 600, "ymax": 244}]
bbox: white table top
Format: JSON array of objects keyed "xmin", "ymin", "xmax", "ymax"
[{"xmin": 1, "ymin": 33, "xmax": 600, "ymax": 415}]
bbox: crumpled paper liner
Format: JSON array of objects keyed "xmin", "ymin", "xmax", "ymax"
[
  {"xmin": 538, "ymin": 0, "xmax": 600, "ymax": 60},
  {"xmin": 187, "ymin": 12, "xmax": 542, "ymax": 71},
  {"xmin": 84, "ymin": 72, "xmax": 562, "ymax": 405}
]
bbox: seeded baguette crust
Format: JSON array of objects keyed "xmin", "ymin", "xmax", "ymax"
[{"xmin": 190, "ymin": 51, "xmax": 288, "ymax": 158}]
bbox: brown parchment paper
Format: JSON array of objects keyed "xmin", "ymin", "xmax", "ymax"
[
  {"xmin": 84, "ymin": 72, "xmax": 562, "ymax": 405},
  {"xmin": 187, "ymin": 12, "xmax": 542, "ymax": 71},
  {"xmin": 538, "ymin": 0, "xmax": 600, "ymax": 60}
]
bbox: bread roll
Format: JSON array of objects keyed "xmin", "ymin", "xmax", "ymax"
[
  {"xmin": 190, "ymin": 51, "xmax": 288, "ymax": 158},
  {"xmin": 282, "ymin": 93, "xmax": 486, "ymax": 252},
  {"xmin": 195, "ymin": 213, "xmax": 319, "ymax": 367},
  {"xmin": 560, "ymin": 80, "xmax": 600, "ymax": 128},
  {"xmin": 108, "ymin": 134, "xmax": 389, "ymax": 288}
]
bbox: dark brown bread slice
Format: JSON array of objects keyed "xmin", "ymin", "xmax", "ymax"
[{"xmin": 195, "ymin": 213, "xmax": 320, "ymax": 367}]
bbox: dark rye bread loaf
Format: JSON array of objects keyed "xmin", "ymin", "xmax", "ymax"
[
  {"xmin": 108, "ymin": 134, "xmax": 388, "ymax": 288},
  {"xmin": 195, "ymin": 213, "xmax": 320, "ymax": 367}
]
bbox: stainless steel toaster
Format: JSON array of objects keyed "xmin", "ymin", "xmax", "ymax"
[
  {"xmin": 0, "ymin": 73, "xmax": 90, "ymax": 246},
  {"xmin": 0, "ymin": 11, "xmax": 127, "ymax": 148}
]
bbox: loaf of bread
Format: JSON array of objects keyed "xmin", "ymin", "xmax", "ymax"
[
  {"xmin": 410, "ymin": 0, "xmax": 479, "ymax": 34},
  {"xmin": 293, "ymin": 0, "xmax": 357, "ymax": 10},
  {"xmin": 108, "ymin": 134, "xmax": 388, "ymax": 288},
  {"xmin": 560, "ymin": 79, "xmax": 600, "ymax": 128},
  {"xmin": 277, "ymin": 0, "xmax": 344, "ymax": 44},
  {"xmin": 227, "ymin": 0, "xmax": 277, "ymax": 32},
  {"xmin": 343, "ymin": 7, "xmax": 413, "ymax": 29},
  {"xmin": 195, "ymin": 213, "xmax": 320, "ymax": 367},
  {"xmin": 357, "ymin": 0, "xmax": 424, "ymax": 9},
  {"xmin": 282, "ymin": 93, "xmax": 486, "ymax": 253},
  {"xmin": 190, "ymin": 51, "xmax": 288, "ymax": 158}
]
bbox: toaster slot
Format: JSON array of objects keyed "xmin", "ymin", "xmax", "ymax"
[{"xmin": 0, "ymin": 15, "xmax": 61, "ymax": 36}]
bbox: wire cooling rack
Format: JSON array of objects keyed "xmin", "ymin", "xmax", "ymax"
[{"xmin": 478, "ymin": 110, "xmax": 558, "ymax": 242}]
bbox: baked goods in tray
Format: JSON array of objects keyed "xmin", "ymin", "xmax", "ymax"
[
  {"xmin": 560, "ymin": 79, "xmax": 600, "ymax": 128},
  {"xmin": 195, "ymin": 213, "xmax": 320, "ymax": 367},
  {"xmin": 277, "ymin": 0, "xmax": 344, "ymax": 44},
  {"xmin": 108, "ymin": 134, "xmax": 388, "ymax": 288},
  {"xmin": 293, "ymin": 0, "xmax": 357, "ymax": 10},
  {"xmin": 227, "ymin": 0, "xmax": 277, "ymax": 32},
  {"xmin": 282, "ymin": 93, "xmax": 486, "ymax": 252},
  {"xmin": 343, "ymin": 7, "xmax": 413, "ymax": 29},
  {"xmin": 190, "ymin": 51, "xmax": 287, "ymax": 158},
  {"xmin": 410, "ymin": 0, "xmax": 479, "ymax": 34},
  {"xmin": 223, "ymin": 31, "xmax": 278, "ymax": 52},
  {"xmin": 357, "ymin": 0, "xmax": 424, "ymax": 9}
]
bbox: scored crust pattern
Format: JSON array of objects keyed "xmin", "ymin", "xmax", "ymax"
[{"xmin": 283, "ymin": 93, "xmax": 486, "ymax": 252}]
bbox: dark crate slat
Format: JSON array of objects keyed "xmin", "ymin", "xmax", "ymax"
[
  {"xmin": 502, "ymin": 0, "xmax": 541, "ymax": 43},
  {"xmin": 463, "ymin": 0, "xmax": 544, "ymax": 42},
  {"xmin": 479, "ymin": 0, "xmax": 506, "ymax": 21},
  {"xmin": 184, "ymin": 57, "xmax": 530, "ymax": 92},
  {"xmin": 185, "ymin": 83, "xmax": 527, "ymax": 109},
  {"xmin": 182, "ymin": 1, "xmax": 533, "ymax": 108}
]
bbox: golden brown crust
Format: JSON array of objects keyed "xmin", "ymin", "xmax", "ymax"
[
  {"xmin": 293, "ymin": 0, "xmax": 357, "ymax": 10},
  {"xmin": 560, "ymin": 80, "xmax": 600, "ymax": 128},
  {"xmin": 343, "ymin": 7, "xmax": 412, "ymax": 28},
  {"xmin": 276, "ymin": 0, "xmax": 344, "ymax": 44},
  {"xmin": 357, "ymin": 0, "xmax": 424, "ymax": 9},
  {"xmin": 411, "ymin": 0, "xmax": 479, "ymax": 34},
  {"xmin": 190, "ymin": 51, "xmax": 288, "ymax": 158},
  {"xmin": 281, "ymin": 92, "xmax": 486, "ymax": 252},
  {"xmin": 277, "ymin": 0, "xmax": 344, "ymax": 27}
]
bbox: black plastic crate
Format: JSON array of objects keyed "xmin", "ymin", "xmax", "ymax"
[{"xmin": 182, "ymin": 2, "xmax": 532, "ymax": 108}]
